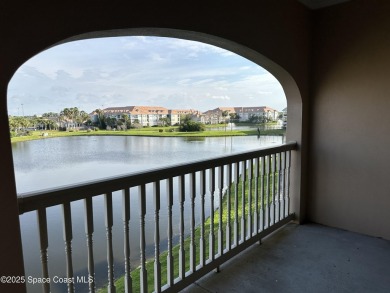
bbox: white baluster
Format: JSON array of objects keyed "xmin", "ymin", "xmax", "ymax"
[
  {"xmin": 286, "ymin": 150, "xmax": 292, "ymax": 216},
  {"xmin": 104, "ymin": 192, "xmax": 116, "ymax": 293},
  {"xmin": 178, "ymin": 175, "xmax": 186, "ymax": 280},
  {"xmin": 281, "ymin": 151, "xmax": 287, "ymax": 219},
  {"xmin": 122, "ymin": 189, "xmax": 132, "ymax": 293},
  {"xmin": 254, "ymin": 157, "xmax": 260, "ymax": 234},
  {"xmin": 209, "ymin": 167, "xmax": 215, "ymax": 261},
  {"xmin": 153, "ymin": 182, "xmax": 161, "ymax": 293},
  {"xmin": 261, "ymin": 156, "xmax": 266, "ymax": 231},
  {"xmin": 241, "ymin": 160, "xmax": 246, "ymax": 243},
  {"xmin": 166, "ymin": 178, "xmax": 174, "ymax": 286},
  {"xmin": 266, "ymin": 155, "xmax": 271, "ymax": 228},
  {"xmin": 37, "ymin": 208, "xmax": 50, "ymax": 293},
  {"xmin": 226, "ymin": 164, "xmax": 232, "ymax": 250},
  {"xmin": 62, "ymin": 202, "xmax": 74, "ymax": 293},
  {"xmin": 138, "ymin": 185, "xmax": 148, "ymax": 293},
  {"xmin": 189, "ymin": 172, "xmax": 196, "ymax": 273},
  {"xmin": 247, "ymin": 159, "xmax": 253, "ymax": 238},
  {"xmin": 199, "ymin": 170, "xmax": 206, "ymax": 267},
  {"xmin": 84, "ymin": 197, "xmax": 95, "ymax": 293},
  {"xmin": 234, "ymin": 162, "xmax": 239, "ymax": 246},
  {"xmin": 218, "ymin": 165, "xmax": 224, "ymax": 256}
]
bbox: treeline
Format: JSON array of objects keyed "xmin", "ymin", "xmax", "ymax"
[{"xmin": 9, "ymin": 107, "xmax": 91, "ymax": 137}]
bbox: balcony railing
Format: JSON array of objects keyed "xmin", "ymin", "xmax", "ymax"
[{"xmin": 18, "ymin": 141, "xmax": 297, "ymax": 293}]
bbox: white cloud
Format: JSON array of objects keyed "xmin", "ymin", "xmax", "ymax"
[
  {"xmin": 211, "ymin": 95, "xmax": 231, "ymax": 100},
  {"xmin": 177, "ymin": 79, "xmax": 191, "ymax": 85},
  {"xmin": 192, "ymin": 79, "xmax": 214, "ymax": 85},
  {"xmin": 7, "ymin": 36, "xmax": 287, "ymax": 115}
]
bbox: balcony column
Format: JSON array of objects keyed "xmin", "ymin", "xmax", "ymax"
[{"xmin": 0, "ymin": 79, "xmax": 26, "ymax": 292}]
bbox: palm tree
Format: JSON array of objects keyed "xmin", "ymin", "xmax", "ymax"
[
  {"xmin": 69, "ymin": 107, "xmax": 79, "ymax": 128},
  {"xmin": 60, "ymin": 108, "xmax": 71, "ymax": 129},
  {"xmin": 94, "ymin": 109, "xmax": 106, "ymax": 129},
  {"xmin": 80, "ymin": 111, "xmax": 89, "ymax": 122}
]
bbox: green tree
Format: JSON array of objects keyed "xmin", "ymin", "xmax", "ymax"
[
  {"xmin": 159, "ymin": 117, "xmax": 170, "ymax": 127},
  {"xmin": 179, "ymin": 115, "xmax": 205, "ymax": 132},
  {"xmin": 120, "ymin": 114, "xmax": 130, "ymax": 130}
]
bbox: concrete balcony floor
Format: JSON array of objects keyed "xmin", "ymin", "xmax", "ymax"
[{"xmin": 183, "ymin": 223, "xmax": 390, "ymax": 293}]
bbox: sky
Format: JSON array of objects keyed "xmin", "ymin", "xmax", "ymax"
[{"xmin": 7, "ymin": 36, "xmax": 287, "ymax": 116}]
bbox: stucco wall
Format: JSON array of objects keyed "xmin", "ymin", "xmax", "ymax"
[{"xmin": 309, "ymin": 0, "xmax": 390, "ymax": 239}]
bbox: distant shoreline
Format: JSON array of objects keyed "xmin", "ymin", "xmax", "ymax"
[{"xmin": 11, "ymin": 127, "xmax": 286, "ymax": 143}]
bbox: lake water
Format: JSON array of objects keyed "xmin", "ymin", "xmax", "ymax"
[{"xmin": 13, "ymin": 134, "xmax": 285, "ymax": 292}]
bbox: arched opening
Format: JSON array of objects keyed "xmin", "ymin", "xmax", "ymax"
[{"xmin": 4, "ymin": 28, "xmax": 304, "ymax": 293}]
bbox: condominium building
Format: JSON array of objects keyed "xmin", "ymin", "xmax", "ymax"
[
  {"xmin": 90, "ymin": 106, "xmax": 202, "ymax": 127},
  {"xmin": 202, "ymin": 106, "xmax": 279, "ymax": 124}
]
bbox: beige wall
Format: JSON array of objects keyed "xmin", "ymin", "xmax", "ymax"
[{"xmin": 309, "ymin": 0, "xmax": 390, "ymax": 239}]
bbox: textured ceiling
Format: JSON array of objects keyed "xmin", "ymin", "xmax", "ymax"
[{"xmin": 297, "ymin": 0, "xmax": 351, "ymax": 9}]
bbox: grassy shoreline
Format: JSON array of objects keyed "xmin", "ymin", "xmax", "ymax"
[
  {"xmin": 98, "ymin": 167, "xmax": 276, "ymax": 293},
  {"xmin": 11, "ymin": 127, "xmax": 285, "ymax": 143}
]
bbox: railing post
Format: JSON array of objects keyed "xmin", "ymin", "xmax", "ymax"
[
  {"xmin": 138, "ymin": 185, "xmax": 148, "ymax": 293},
  {"xmin": 277, "ymin": 153, "xmax": 282, "ymax": 222},
  {"xmin": 104, "ymin": 192, "xmax": 116, "ymax": 293},
  {"xmin": 122, "ymin": 189, "xmax": 132, "ymax": 293},
  {"xmin": 153, "ymin": 182, "xmax": 161, "ymax": 293},
  {"xmin": 37, "ymin": 208, "xmax": 50, "ymax": 293},
  {"xmin": 281, "ymin": 151, "xmax": 287, "ymax": 219},
  {"xmin": 225, "ymin": 164, "xmax": 232, "ymax": 250},
  {"xmin": 209, "ymin": 167, "xmax": 216, "ymax": 261},
  {"xmin": 166, "ymin": 177, "xmax": 174, "ymax": 286},
  {"xmin": 247, "ymin": 159, "xmax": 253, "ymax": 238},
  {"xmin": 218, "ymin": 165, "xmax": 224, "ymax": 257},
  {"xmin": 286, "ymin": 150, "xmax": 292, "ymax": 216},
  {"xmin": 261, "ymin": 156, "xmax": 266, "ymax": 231},
  {"xmin": 199, "ymin": 170, "xmax": 206, "ymax": 267},
  {"xmin": 84, "ymin": 197, "xmax": 96, "ymax": 293},
  {"xmin": 254, "ymin": 157, "xmax": 260, "ymax": 234},
  {"xmin": 178, "ymin": 175, "xmax": 186, "ymax": 280},
  {"xmin": 62, "ymin": 202, "xmax": 74, "ymax": 293},
  {"xmin": 189, "ymin": 172, "xmax": 197, "ymax": 273},
  {"xmin": 234, "ymin": 162, "xmax": 240, "ymax": 246},
  {"xmin": 240, "ymin": 160, "xmax": 246, "ymax": 243},
  {"xmin": 266, "ymin": 155, "xmax": 271, "ymax": 228}
]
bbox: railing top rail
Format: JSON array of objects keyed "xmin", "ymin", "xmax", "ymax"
[{"xmin": 17, "ymin": 141, "xmax": 297, "ymax": 214}]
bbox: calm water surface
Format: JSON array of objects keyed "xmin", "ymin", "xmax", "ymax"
[{"xmin": 13, "ymin": 135, "xmax": 284, "ymax": 292}]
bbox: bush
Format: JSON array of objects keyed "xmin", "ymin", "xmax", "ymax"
[
  {"xmin": 179, "ymin": 120, "xmax": 205, "ymax": 132},
  {"xmin": 159, "ymin": 129, "xmax": 164, "ymax": 132}
]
